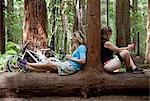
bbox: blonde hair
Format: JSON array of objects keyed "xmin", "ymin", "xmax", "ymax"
[
  {"xmin": 71, "ymin": 31, "xmax": 86, "ymax": 51},
  {"xmin": 73, "ymin": 31, "xmax": 86, "ymax": 45}
]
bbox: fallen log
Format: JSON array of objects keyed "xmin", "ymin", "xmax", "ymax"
[{"xmin": 0, "ymin": 66, "xmax": 149, "ymax": 98}]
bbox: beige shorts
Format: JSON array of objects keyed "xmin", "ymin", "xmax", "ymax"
[
  {"xmin": 39, "ymin": 57, "xmax": 77, "ymax": 75},
  {"xmin": 57, "ymin": 61, "xmax": 78, "ymax": 76},
  {"xmin": 103, "ymin": 56, "xmax": 121, "ymax": 72}
]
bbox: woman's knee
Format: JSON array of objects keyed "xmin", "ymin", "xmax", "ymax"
[{"xmin": 120, "ymin": 50, "xmax": 130, "ymax": 58}]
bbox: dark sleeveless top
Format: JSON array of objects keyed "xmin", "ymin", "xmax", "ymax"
[{"xmin": 101, "ymin": 40, "xmax": 114, "ymax": 64}]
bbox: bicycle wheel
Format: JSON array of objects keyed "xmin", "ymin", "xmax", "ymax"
[{"xmin": 6, "ymin": 55, "xmax": 22, "ymax": 72}]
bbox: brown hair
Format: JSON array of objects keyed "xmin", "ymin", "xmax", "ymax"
[{"xmin": 101, "ymin": 26, "xmax": 112, "ymax": 41}]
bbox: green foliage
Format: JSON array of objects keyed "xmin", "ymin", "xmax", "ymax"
[
  {"xmin": 6, "ymin": 49, "xmax": 17, "ymax": 55},
  {"xmin": 108, "ymin": 0, "xmax": 116, "ymax": 44},
  {"xmin": 6, "ymin": 41, "xmax": 21, "ymax": 54},
  {"xmin": 0, "ymin": 41, "xmax": 21, "ymax": 70},
  {"xmin": 0, "ymin": 54, "xmax": 12, "ymax": 70},
  {"xmin": 130, "ymin": 0, "xmax": 148, "ymax": 56},
  {"xmin": 4, "ymin": 0, "xmax": 24, "ymax": 43}
]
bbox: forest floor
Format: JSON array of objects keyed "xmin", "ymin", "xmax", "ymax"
[
  {"xmin": 0, "ymin": 96, "xmax": 149, "ymax": 101},
  {"xmin": 132, "ymin": 55, "xmax": 150, "ymax": 69}
]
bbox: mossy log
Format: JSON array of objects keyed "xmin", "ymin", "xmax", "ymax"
[{"xmin": 0, "ymin": 66, "xmax": 149, "ymax": 98}]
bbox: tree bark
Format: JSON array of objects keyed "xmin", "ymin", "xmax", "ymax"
[
  {"xmin": 0, "ymin": 71, "xmax": 149, "ymax": 97},
  {"xmin": 61, "ymin": 0, "xmax": 68, "ymax": 52},
  {"xmin": 145, "ymin": 0, "xmax": 150, "ymax": 63},
  {"xmin": 50, "ymin": 0, "xmax": 56, "ymax": 51},
  {"xmin": 116, "ymin": 0, "xmax": 130, "ymax": 47},
  {"xmin": 23, "ymin": 0, "xmax": 48, "ymax": 50},
  {"xmin": 80, "ymin": 0, "xmax": 86, "ymax": 34},
  {"xmin": 87, "ymin": 0, "xmax": 101, "ymax": 66},
  {"xmin": 73, "ymin": 0, "xmax": 78, "ymax": 32},
  {"xmin": 0, "ymin": 0, "xmax": 5, "ymax": 54}
]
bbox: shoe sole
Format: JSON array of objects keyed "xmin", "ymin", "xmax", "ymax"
[{"xmin": 133, "ymin": 71, "xmax": 144, "ymax": 74}]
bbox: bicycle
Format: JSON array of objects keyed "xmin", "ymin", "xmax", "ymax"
[{"xmin": 6, "ymin": 41, "xmax": 66, "ymax": 72}]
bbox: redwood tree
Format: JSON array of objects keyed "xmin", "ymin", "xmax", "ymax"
[
  {"xmin": 73, "ymin": 0, "xmax": 78, "ymax": 32},
  {"xmin": 61, "ymin": 0, "xmax": 68, "ymax": 52},
  {"xmin": 23, "ymin": 0, "xmax": 48, "ymax": 50},
  {"xmin": 73, "ymin": 0, "xmax": 86, "ymax": 33},
  {"xmin": 0, "ymin": 0, "xmax": 5, "ymax": 54},
  {"xmin": 87, "ymin": 0, "xmax": 101, "ymax": 66},
  {"xmin": 116, "ymin": 0, "xmax": 130, "ymax": 47},
  {"xmin": 145, "ymin": 0, "xmax": 150, "ymax": 63}
]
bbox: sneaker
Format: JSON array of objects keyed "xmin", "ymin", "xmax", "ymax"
[
  {"xmin": 133, "ymin": 67, "xmax": 144, "ymax": 74},
  {"xmin": 17, "ymin": 58, "xmax": 27, "ymax": 65},
  {"xmin": 17, "ymin": 58, "xmax": 28, "ymax": 72}
]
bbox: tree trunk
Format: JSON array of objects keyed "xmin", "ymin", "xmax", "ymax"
[
  {"xmin": 116, "ymin": 0, "xmax": 130, "ymax": 47},
  {"xmin": 6, "ymin": 0, "xmax": 14, "ymax": 42},
  {"xmin": 132, "ymin": 0, "xmax": 138, "ymax": 34},
  {"xmin": 107, "ymin": 0, "xmax": 109, "ymax": 26},
  {"xmin": 50, "ymin": 0, "xmax": 56, "ymax": 51},
  {"xmin": 61, "ymin": 0, "xmax": 68, "ymax": 52},
  {"xmin": 87, "ymin": 0, "xmax": 101, "ymax": 66},
  {"xmin": 23, "ymin": 0, "xmax": 48, "ymax": 50},
  {"xmin": 0, "ymin": 71, "xmax": 149, "ymax": 97},
  {"xmin": 131, "ymin": 0, "xmax": 138, "ymax": 54},
  {"xmin": 73, "ymin": 0, "xmax": 78, "ymax": 32},
  {"xmin": 73, "ymin": 0, "xmax": 85, "ymax": 34},
  {"xmin": 0, "ymin": 0, "xmax": 5, "ymax": 54},
  {"xmin": 80, "ymin": 0, "xmax": 87, "ymax": 34},
  {"xmin": 77, "ymin": 0, "xmax": 83, "ymax": 32},
  {"xmin": 101, "ymin": 0, "xmax": 107, "ymax": 27},
  {"xmin": 145, "ymin": 0, "xmax": 150, "ymax": 63}
]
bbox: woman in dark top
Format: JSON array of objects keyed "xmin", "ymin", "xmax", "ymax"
[{"xmin": 101, "ymin": 26, "xmax": 143, "ymax": 73}]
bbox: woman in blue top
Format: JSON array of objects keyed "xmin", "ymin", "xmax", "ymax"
[{"xmin": 18, "ymin": 31, "xmax": 87, "ymax": 75}]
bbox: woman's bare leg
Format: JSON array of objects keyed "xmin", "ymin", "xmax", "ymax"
[
  {"xmin": 129, "ymin": 57, "xmax": 136, "ymax": 70},
  {"xmin": 119, "ymin": 50, "xmax": 136, "ymax": 69},
  {"xmin": 28, "ymin": 66, "xmax": 57, "ymax": 72},
  {"xmin": 27, "ymin": 61, "xmax": 58, "ymax": 71}
]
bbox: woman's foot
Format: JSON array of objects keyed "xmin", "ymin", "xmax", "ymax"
[
  {"xmin": 132, "ymin": 67, "xmax": 144, "ymax": 74},
  {"xmin": 126, "ymin": 67, "xmax": 144, "ymax": 74},
  {"xmin": 17, "ymin": 58, "xmax": 28, "ymax": 72}
]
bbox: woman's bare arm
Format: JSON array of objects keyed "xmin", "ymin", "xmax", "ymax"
[
  {"xmin": 104, "ymin": 41, "xmax": 134, "ymax": 53},
  {"xmin": 66, "ymin": 55, "xmax": 86, "ymax": 64}
]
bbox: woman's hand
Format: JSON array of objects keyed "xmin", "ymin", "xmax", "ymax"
[
  {"xmin": 65, "ymin": 54, "xmax": 86, "ymax": 64},
  {"xmin": 66, "ymin": 54, "xmax": 72, "ymax": 60},
  {"xmin": 127, "ymin": 43, "xmax": 134, "ymax": 50}
]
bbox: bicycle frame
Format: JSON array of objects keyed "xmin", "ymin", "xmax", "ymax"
[
  {"xmin": 21, "ymin": 41, "xmax": 66, "ymax": 63},
  {"xmin": 22, "ymin": 49, "xmax": 39, "ymax": 63},
  {"xmin": 6, "ymin": 41, "xmax": 65, "ymax": 72}
]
